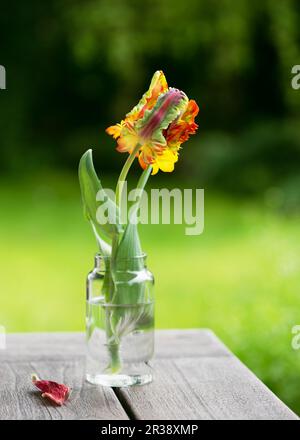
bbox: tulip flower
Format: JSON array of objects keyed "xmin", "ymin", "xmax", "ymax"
[{"xmin": 106, "ymin": 71, "xmax": 199, "ymax": 174}]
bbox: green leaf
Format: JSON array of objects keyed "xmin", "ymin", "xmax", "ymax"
[
  {"xmin": 78, "ymin": 149, "xmax": 121, "ymax": 254},
  {"xmin": 115, "ymin": 166, "xmax": 152, "ymax": 267},
  {"xmin": 111, "ymin": 167, "xmax": 152, "ymax": 305}
]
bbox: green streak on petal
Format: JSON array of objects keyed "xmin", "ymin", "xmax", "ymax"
[
  {"xmin": 126, "ymin": 70, "xmax": 167, "ymax": 120},
  {"xmin": 136, "ymin": 88, "xmax": 188, "ymax": 146}
]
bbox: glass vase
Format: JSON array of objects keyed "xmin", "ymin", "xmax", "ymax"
[{"xmin": 86, "ymin": 253, "xmax": 154, "ymax": 387}]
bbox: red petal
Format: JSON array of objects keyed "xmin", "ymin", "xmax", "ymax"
[{"xmin": 32, "ymin": 374, "xmax": 70, "ymax": 406}]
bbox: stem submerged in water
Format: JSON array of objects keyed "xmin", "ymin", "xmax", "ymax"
[
  {"xmin": 105, "ymin": 235, "xmax": 121, "ymax": 374},
  {"xmin": 107, "ymin": 343, "xmax": 122, "ymax": 373},
  {"xmin": 105, "ymin": 310, "xmax": 122, "ymax": 373}
]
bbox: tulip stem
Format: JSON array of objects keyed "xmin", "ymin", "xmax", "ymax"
[
  {"xmin": 111, "ymin": 143, "xmax": 142, "ymax": 285},
  {"xmin": 104, "ymin": 144, "xmax": 141, "ymax": 374},
  {"xmin": 106, "ymin": 148, "xmax": 152, "ymax": 375},
  {"xmin": 116, "ymin": 143, "xmax": 141, "ymax": 209}
]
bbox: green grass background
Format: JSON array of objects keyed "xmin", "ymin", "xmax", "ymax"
[{"xmin": 1, "ymin": 172, "xmax": 300, "ymax": 414}]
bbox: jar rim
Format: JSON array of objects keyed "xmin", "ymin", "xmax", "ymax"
[{"xmin": 95, "ymin": 252, "xmax": 147, "ymax": 261}]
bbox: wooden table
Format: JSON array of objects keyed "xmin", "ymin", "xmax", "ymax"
[{"xmin": 0, "ymin": 330, "xmax": 297, "ymax": 420}]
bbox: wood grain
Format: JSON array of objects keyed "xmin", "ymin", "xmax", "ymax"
[
  {"xmin": 118, "ymin": 330, "xmax": 299, "ymax": 420},
  {"xmin": 0, "ymin": 333, "xmax": 128, "ymax": 420},
  {"xmin": 0, "ymin": 331, "xmax": 298, "ymax": 420},
  {"xmin": 153, "ymin": 329, "xmax": 231, "ymax": 359}
]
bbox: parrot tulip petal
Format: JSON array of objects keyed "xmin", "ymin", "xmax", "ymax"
[{"xmin": 106, "ymin": 71, "xmax": 199, "ymax": 174}]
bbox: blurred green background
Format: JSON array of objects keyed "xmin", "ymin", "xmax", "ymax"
[{"xmin": 1, "ymin": 0, "xmax": 300, "ymax": 414}]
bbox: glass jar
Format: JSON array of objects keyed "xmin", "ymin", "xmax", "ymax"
[{"xmin": 86, "ymin": 253, "xmax": 155, "ymax": 387}]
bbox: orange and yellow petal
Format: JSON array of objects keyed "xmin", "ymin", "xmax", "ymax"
[
  {"xmin": 139, "ymin": 148, "xmax": 179, "ymax": 174},
  {"xmin": 126, "ymin": 70, "xmax": 168, "ymax": 122},
  {"xmin": 138, "ymin": 144, "xmax": 156, "ymax": 166},
  {"xmin": 106, "ymin": 122, "xmax": 124, "ymax": 139},
  {"xmin": 138, "ymin": 150, "xmax": 165, "ymax": 175},
  {"xmin": 116, "ymin": 123, "xmax": 139, "ymax": 153},
  {"xmin": 144, "ymin": 71, "xmax": 168, "ymax": 114},
  {"xmin": 155, "ymin": 149, "xmax": 178, "ymax": 173},
  {"xmin": 165, "ymin": 99, "xmax": 199, "ymax": 149},
  {"xmin": 106, "ymin": 71, "xmax": 169, "ymax": 152},
  {"xmin": 138, "ymin": 151, "xmax": 148, "ymax": 170},
  {"xmin": 151, "ymin": 163, "xmax": 159, "ymax": 175},
  {"xmin": 166, "ymin": 120, "xmax": 196, "ymax": 147},
  {"xmin": 182, "ymin": 99, "xmax": 199, "ymax": 123}
]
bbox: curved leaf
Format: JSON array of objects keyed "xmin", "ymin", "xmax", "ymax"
[{"xmin": 78, "ymin": 149, "xmax": 121, "ymax": 253}]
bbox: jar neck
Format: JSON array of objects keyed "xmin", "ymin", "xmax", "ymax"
[
  {"xmin": 94, "ymin": 254, "xmax": 109, "ymax": 271},
  {"xmin": 94, "ymin": 253, "xmax": 147, "ymax": 271}
]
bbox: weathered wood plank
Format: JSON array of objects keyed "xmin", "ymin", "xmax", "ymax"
[
  {"xmin": 154, "ymin": 329, "xmax": 231, "ymax": 359},
  {"xmin": 0, "ymin": 332, "xmax": 85, "ymax": 361},
  {"xmin": 118, "ymin": 330, "xmax": 299, "ymax": 420},
  {"xmin": 1, "ymin": 330, "xmax": 230, "ymax": 361},
  {"xmin": 0, "ymin": 331, "xmax": 298, "ymax": 420},
  {"xmin": 0, "ymin": 333, "xmax": 128, "ymax": 420}
]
